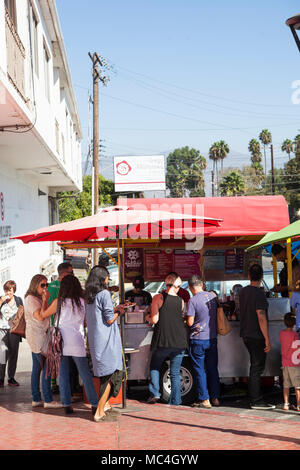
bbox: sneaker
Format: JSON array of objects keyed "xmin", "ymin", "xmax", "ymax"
[
  {"xmin": 147, "ymin": 396, "xmax": 160, "ymax": 404},
  {"xmin": 250, "ymin": 401, "xmax": 276, "ymax": 410},
  {"xmin": 8, "ymin": 378, "xmax": 19, "ymax": 387},
  {"xmin": 44, "ymin": 401, "xmax": 63, "ymax": 409},
  {"xmin": 32, "ymin": 401, "xmax": 43, "ymax": 407}
]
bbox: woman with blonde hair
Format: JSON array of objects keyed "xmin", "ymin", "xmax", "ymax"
[
  {"xmin": 291, "ymin": 264, "xmax": 300, "ymax": 337},
  {"xmin": 24, "ymin": 274, "xmax": 61, "ymax": 409}
]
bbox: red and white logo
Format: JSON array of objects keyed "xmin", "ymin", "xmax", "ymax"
[
  {"xmin": 0, "ymin": 192, "xmax": 4, "ymax": 221},
  {"xmin": 116, "ymin": 160, "xmax": 132, "ymax": 176}
]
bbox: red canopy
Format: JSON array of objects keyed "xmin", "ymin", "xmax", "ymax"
[{"xmin": 118, "ymin": 196, "xmax": 290, "ymax": 238}]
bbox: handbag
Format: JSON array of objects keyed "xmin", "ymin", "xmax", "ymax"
[
  {"xmin": 217, "ymin": 306, "xmax": 232, "ymax": 336},
  {"xmin": 41, "ymin": 299, "xmax": 63, "ymax": 379},
  {"xmin": 9, "ymin": 302, "xmax": 26, "ymax": 338}
]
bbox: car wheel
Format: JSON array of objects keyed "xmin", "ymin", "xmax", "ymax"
[{"xmin": 160, "ymin": 356, "xmax": 196, "ymax": 405}]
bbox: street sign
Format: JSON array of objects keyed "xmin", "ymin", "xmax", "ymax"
[{"xmin": 114, "ymin": 155, "xmax": 166, "ymax": 192}]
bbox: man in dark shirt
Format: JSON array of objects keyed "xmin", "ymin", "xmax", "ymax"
[
  {"xmin": 271, "ymin": 244, "xmax": 299, "ymax": 298},
  {"xmin": 239, "ymin": 264, "xmax": 275, "ymax": 410},
  {"xmin": 125, "ymin": 276, "xmax": 152, "ymax": 306}
]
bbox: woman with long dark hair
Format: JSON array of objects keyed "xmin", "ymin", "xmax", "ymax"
[
  {"xmin": 24, "ymin": 274, "xmax": 61, "ymax": 409},
  {"xmin": 85, "ymin": 266, "xmax": 125, "ymax": 422},
  {"xmin": 38, "ymin": 275, "xmax": 98, "ymax": 415}
]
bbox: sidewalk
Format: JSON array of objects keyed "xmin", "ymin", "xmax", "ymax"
[{"xmin": 0, "ymin": 370, "xmax": 299, "ymax": 450}]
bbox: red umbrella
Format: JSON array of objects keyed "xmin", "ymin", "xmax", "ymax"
[{"xmin": 10, "ymin": 205, "xmax": 222, "ymax": 243}]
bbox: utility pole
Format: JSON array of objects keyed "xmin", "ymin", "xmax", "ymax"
[
  {"xmin": 271, "ymin": 144, "xmax": 275, "ymax": 195},
  {"xmin": 88, "ymin": 52, "xmax": 110, "ymax": 266}
]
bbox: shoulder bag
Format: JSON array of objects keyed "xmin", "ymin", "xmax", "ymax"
[
  {"xmin": 8, "ymin": 297, "xmax": 26, "ymax": 338},
  {"xmin": 217, "ymin": 306, "xmax": 232, "ymax": 336},
  {"xmin": 41, "ymin": 299, "xmax": 63, "ymax": 379}
]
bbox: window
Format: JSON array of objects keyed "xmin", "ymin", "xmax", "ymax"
[
  {"xmin": 43, "ymin": 42, "xmax": 50, "ymax": 101},
  {"xmin": 29, "ymin": 4, "xmax": 39, "ymax": 77}
]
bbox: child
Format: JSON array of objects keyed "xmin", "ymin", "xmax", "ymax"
[
  {"xmin": 279, "ymin": 312, "xmax": 300, "ymax": 411},
  {"xmin": 291, "ymin": 265, "xmax": 300, "ymax": 338}
]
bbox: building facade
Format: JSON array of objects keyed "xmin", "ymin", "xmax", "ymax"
[{"xmin": 0, "ymin": 0, "xmax": 82, "ymax": 296}]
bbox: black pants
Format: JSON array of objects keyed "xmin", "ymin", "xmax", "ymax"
[
  {"xmin": 0, "ymin": 329, "xmax": 20, "ymax": 382},
  {"xmin": 243, "ymin": 337, "xmax": 266, "ymax": 404}
]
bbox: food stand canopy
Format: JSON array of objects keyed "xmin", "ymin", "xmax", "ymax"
[{"xmin": 118, "ymin": 196, "xmax": 290, "ymax": 241}]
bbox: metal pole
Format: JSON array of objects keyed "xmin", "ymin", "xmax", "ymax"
[
  {"xmin": 271, "ymin": 144, "xmax": 275, "ymax": 195},
  {"xmin": 89, "ymin": 52, "xmax": 99, "ymax": 266},
  {"xmin": 117, "ymin": 228, "xmax": 126, "ymax": 409}
]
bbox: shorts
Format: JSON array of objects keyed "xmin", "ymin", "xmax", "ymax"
[{"xmin": 282, "ymin": 366, "xmax": 300, "ymax": 389}]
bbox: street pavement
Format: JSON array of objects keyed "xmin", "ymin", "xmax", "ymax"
[{"xmin": 0, "ymin": 340, "xmax": 299, "ymax": 451}]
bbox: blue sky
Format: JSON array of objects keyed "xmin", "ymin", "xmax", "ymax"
[{"xmin": 56, "ymin": 0, "xmax": 300, "ymax": 192}]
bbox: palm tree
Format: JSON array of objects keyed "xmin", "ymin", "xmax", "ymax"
[
  {"xmin": 218, "ymin": 140, "xmax": 230, "ymax": 174},
  {"xmin": 220, "ymin": 171, "xmax": 245, "ymax": 196},
  {"xmin": 259, "ymin": 129, "xmax": 272, "ymax": 175},
  {"xmin": 209, "ymin": 142, "xmax": 220, "ymax": 191},
  {"xmin": 281, "ymin": 139, "xmax": 294, "ymax": 161},
  {"xmin": 248, "ymin": 138, "xmax": 261, "ymax": 156}
]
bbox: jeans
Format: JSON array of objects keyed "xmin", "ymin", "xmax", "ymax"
[
  {"xmin": 0, "ymin": 329, "xmax": 20, "ymax": 381},
  {"xmin": 189, "ymin": 338, "xmax": 220, "ymax": 402},
  {"xmin": 149, "ymin": 347, "xmax": 186, "ymax": 405},
  {"xmin": 59, "ymin": 355, "xmax": 98, "ymax": 407},
  {"xmin": 243, "ymin": 337, "xmax": 266, "ymax": 404},
  {"xmin": 31, "ymin": 353, "xmax": 53, "ymax": 403}
]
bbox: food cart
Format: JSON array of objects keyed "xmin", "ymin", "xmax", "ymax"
[{"xmin": 58, "ymin": 195, "xmax": 291, "ymax": 404}]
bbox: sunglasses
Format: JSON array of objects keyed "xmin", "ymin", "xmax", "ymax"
[{"xmin": 40, "ymin": 283, "xmax": 48, "ymax": 288}]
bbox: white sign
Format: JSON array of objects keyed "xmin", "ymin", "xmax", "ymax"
[{"xmin": 114, "ymin": 155, "xmax": 166, "ymax": 192}]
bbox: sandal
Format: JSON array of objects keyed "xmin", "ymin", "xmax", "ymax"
[
  {"xmin": 283, "ymin": 403, "xmax": 290, "ymax": 411},
  {"xmin": 94, "ymin": 414, "xmax": 106, "ymax": 422}
]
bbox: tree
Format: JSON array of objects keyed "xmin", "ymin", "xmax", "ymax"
[
  {"xmin": 248, "ymin": 139, "xmax": 264, "ymax": 185},
  {"xmin": 259, "ymin": 129, "xmax": 272, "ymax": 175},
  {"xmin": 166, "ymin": 146, "xmax": 207, "ymax": 197},
  {"xmin": 218, "ymin": 140, "xmax": 230, "ymax": 173},
  {"xmin": 219, "ymin": 171, "xmax": 245, "ymax": 196},
  {"xmin": 281, "ymin": 138, "xmax": 294, "ymax": 161}
]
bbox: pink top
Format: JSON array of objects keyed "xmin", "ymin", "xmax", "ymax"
[{"xmin": 279, "ymin": 330, "xmax": 300, "ymax": 368}]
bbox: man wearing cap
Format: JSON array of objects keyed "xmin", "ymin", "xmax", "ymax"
[
  {"xmin": 125, "ymin": 276, "xmax": 152, "ymax": 306},
  {"xmin": 271, "ymin": 244, "xmax": 299, "ymax": 298}
]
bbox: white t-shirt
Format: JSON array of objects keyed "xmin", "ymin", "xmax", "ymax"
[{"xmin": 59, "ymin": 298, "xmax": 87, "ymax": 357}]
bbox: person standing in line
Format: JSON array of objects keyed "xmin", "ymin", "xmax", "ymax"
[
  {"xmin": 24, "ymin": 274, "xmax": 62, "ymax": 409},
  {"xmin": 0, "ymin": 280, "xmax": 23, "ymax": 387},
  {"xmin": 48, "ymin": 262, "xmax": 80, "ymax": 397},
  {"xmin": 85, "ymin": 266, "xmax": 126, "ymax": 422},
  {"xmin": 186, "ymin": 275, "xmax": 220, "ymax": 409},
  {"xmin": 37, "ymin": 275, "xmax": 99, "ymax": 416},
  {"xmin": 146, "ymin": 273, "xmax": 188, "ymax": 406},
  {"xmin": 279, "ymin": 312, "xmax": 300, "ymax": 412},
  {"xmin": 291, "ymin": 264, "xmax": 300, "ymax": 339},
  {"xmin": 239, "ymin": 263, "xmax": 275, "ymax": 410}
]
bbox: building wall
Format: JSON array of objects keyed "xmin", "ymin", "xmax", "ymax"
[
  {"xmin": 0, "ymin": 0, "xmax": 82, "ymax": 293},
  {"xmin": 0, "ymin": 161, "xmax": 62, "ymax": 298}
]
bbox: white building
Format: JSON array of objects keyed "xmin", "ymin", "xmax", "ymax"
[{"xmin": 0, "ymin": 0, "xmax": 82, "ymax": 297}]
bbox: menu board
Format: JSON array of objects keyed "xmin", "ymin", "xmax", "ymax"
[
  {"xmin": 173, "ymin": 250, "xmax": 201, "ymax": 280},
  {"xmin": 225, "ymin": 249, "xmax": 244, "ymax": 274},
  {"xmin": 124, "ymin": 247, "xmax": 144, "ymax": 282},
  {"xmin": 144, "ymin": 249, "xmax": 174, "ymax": 281}
]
